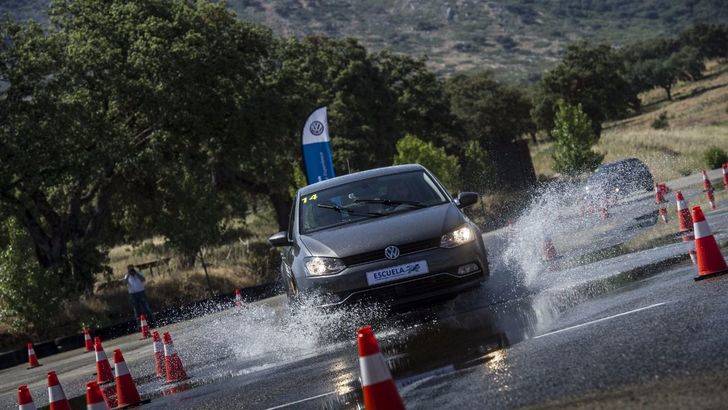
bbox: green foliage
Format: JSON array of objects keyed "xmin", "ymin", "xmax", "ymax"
[
  {"xmin": 0, "ymin": 219, "xmax": 65, "ymax": 335},
  {"xmin": 460, "ymin": 141, "xmax": 496, "ymax": 193},
  {"xmin": 538, "ymin": 42, "xmax": 635, "ymax": 137},
  {"xmin": 243, "ymin": 240, "xmax": 281, "ymax": 283},
  {"xmin": 651, "ymin": 112, "xmax": 670, "ymax": 129},
  {"xmin": 3, "ymin": 1, "xmax": 728, "ymax": 80},
  {"xmin": 394, "ymin": 135, "xmax": 460, "ymax": 190},
  {"xmin": 0, "ymin": 0, "xmax": 274, "ymax": 289},
  {"xmin": 551, "ymin": 101, "xmax": 604, "ymax": 176},
  {"xmin": 703, "ymin": 146, "xmax": 728, "ymax": 169},
  {"xmin": 678, "ymin": 23, "xmax": 728, "ymax": 60},
  {"xmin": 446, "ymin": 71, "xmax": 534, "ymax": 147}
]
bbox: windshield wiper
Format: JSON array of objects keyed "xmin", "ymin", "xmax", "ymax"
[
  {"xmin": 316, "ymin": 203, "xmax": 385, "ymax": 217},
  {"xmin": 353, "ymin": 198, "xmax": 427, "ymax": 208}
]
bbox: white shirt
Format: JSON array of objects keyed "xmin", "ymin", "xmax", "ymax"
[{"xmin": 124, "ymin": 273, "xmax": 145, "ymax": 294}]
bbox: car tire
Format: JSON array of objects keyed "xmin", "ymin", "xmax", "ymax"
[{"xmin": 285, "ymin": 277, "xmax": 302, "ymax": 313}]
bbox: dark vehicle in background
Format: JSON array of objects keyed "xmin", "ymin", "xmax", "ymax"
[
  {"xmin": 268, "ymin": 164, "xmax": 489, "ymax": 309},
  {"xmin": 585, "ymin": 158, "xmax": 655, "ymax": 202}
]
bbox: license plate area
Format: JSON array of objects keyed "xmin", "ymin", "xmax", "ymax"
[{"xmin": 366, "ymin": 260, "xmax": 429, "ymax": 285}]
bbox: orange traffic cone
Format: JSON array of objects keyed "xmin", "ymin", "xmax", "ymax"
[
  {"xmin": 675, "ymin": 191, "xmax": 692, "ymax": 232},
  {"xmin": 152, "ymin": 331, "xmax": 165, "ymax": 378},
  {"xmin": 139, "ymin": 314, "xmax": 150, "ymax": 339},
  {"xmin": 693, "ymin": 206, "xmax": 728, "ymax": 281},
  {"xmin": 113, "ymin": 349, "xmax": 142, "ymax": 407},
  {"xmin": 26, "ymin": 342, "xmax": 41, "ymax": 369},
  {"xmin": 655, "ymin": 184, "xmax": 668, "ymax": 223},
  {"xmin": 83, "ymin": 327, "xmax": 93, "ymax": 352},
  {"xmin": 600, "ymin": 207, "xmax": 609, "ymax": 220},
  {"xmin": 17, "ymin": 385, "xmax": 36, "ymax": 410},
  {"xmin": 163, "ymin": 332, "xmax": 188, "ymax": 383},
  {"xmin": 47, "ymin": 371, "xmax": 71, "ymax": 410},
  {"xmin": 234, "ymin": 289, "xmax": 243, "ymax": 307},
  {"xmin": 681, "ymin": 232, "xmax": 697, "ymax": 265},
  {"xmin": 542, "ymin": 237, "xmax": 558, "ymax": 262},
  {"xmin": 357, "ymin": 325, "xmax": 404, "ymax": 410},
  {"xmin": 86, "ymin": 381, "xmax": 110, "ymax": 410},
  {"xmin": 702, "ymin": 170, "xmax": 717, "ymax": 210},
  {"xmin": 94, "ymin": 338, "xmax": 114, "ymax": 385},
  {"xmin": 723, "ymin": 163, "xmax": 728, "ymax": 189}
]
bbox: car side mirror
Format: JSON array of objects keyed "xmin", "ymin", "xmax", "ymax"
[
  {"xmin": 268, "ymin": 231, "xmax": 292, "ymax": 247},
  {"xmin": 455, "ymin": 192, "xmax": 479, "ymax": 208}
]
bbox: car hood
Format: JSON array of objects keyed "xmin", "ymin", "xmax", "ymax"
[{"xmin": 300, "ymin": 203, "xmax": 465, "ymax": 258}]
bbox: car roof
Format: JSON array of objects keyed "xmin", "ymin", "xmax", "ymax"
[
  {"xmin": 298, "ymin": 164, "xmax": 427, "ymax": 196},
  {"xmin": 597, "ymin": 158, "xmax": 644, "ymax": 168}
]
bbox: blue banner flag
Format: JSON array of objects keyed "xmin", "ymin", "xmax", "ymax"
[{"xmin": 302, "ymin": 107, "xmax": 336, "ymax": 184}]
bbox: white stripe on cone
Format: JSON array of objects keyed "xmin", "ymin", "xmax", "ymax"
[
  {"xmin": 359, "ymin": 354, "xmax": 392, "ymax": 386},
  {"xmin": 153, "ymin": 341, "xmax": 163, "ymax": 353},
  {"xmin": 28, "ymin": 348, "xmax": 35, "ymax": 355},
  {"xmin": 86, "ymin": 401, "xmax": 108, "ymax": 410},
  {"xmin": 694, "ymin": 220, "xmax": 711, "ymax": 239},
  {"xmin": 677, "ymin": 199, "xmax": 687, "ymax": 210},
  {"xmin": 115, "ymin": 360, "xmax": 130, "ymax": 377},
  {"xmin": 95, "ymin": 350, "xmax": 107, "ymax": 362},
  {"xmin": 48, "ymin": 384, "xmax": 66, "ymax": 402},
  {"xmin": 164, "ymin": 343, "xmax": 175, "ymax": 357},
  {"xmin": 19, "ymin": 404, "xmax": 37, "ymax": 410}
]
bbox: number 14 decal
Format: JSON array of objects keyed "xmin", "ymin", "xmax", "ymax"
[{"xmin": 301, "ymin": 193, "xmax": 318, "ymax": 204}]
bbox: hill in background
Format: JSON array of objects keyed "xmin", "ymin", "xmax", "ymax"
[
  {"xmin": 3, "ymin": 0, "xmax": 728, "ymax": 80},
  {"xmin": 531, "ymin": 60, "xmax": 728, "ymax": 181}
]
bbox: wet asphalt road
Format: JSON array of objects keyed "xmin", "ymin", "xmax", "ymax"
[
  {"xmin": 1, "ymin": 169, "xmax": 727, "ymax": 409},
  {"xmin": 141, "ymin": 262, "xmax": 728, "ymax": 409}
]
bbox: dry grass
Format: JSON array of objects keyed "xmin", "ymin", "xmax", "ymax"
[
  {"xmin": 0, "ymin": 207, "xmax": 281, "ymax": 349},
  {"xmin": 531, "ymin": 60, "xmax": 728, "ymax": 180}
]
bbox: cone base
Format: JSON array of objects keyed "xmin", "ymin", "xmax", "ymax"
[
  {"xmin": 112, "ymin": 398, "xmax": 151, "ymax": 409},
  {"xmin": 694, "ymin": 268, "xmax": 728, "ymax": 281},
  {"xmin": 26, "ymin": 364, "xmax": 42, "ymax": 369}
]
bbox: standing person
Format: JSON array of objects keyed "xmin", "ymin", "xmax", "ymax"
[{"xmin": 124, "ymin": 265, "xmax": 153, "ymax": 321}]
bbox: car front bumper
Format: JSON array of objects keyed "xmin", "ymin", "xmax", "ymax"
[{"xmin": 297, "ymin": 239, "xmax": 489, "ymax": 308}]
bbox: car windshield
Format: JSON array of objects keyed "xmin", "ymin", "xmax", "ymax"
[{"xmin": 299, "ymin": 170, "xmax": 448, "ymax": 234}]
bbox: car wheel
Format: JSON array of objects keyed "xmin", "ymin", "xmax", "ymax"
[{"xmin": 285, "ymin": 276, "xmax": 302, "ymax": 313}]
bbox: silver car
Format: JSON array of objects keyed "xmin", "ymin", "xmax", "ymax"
[{"xmin": 268, "ymin": 164, "xmax": 489, "ymax": 308}]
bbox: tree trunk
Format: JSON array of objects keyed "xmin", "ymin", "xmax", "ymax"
[
  {"xmin": 269, "ymin": 191, "xmax": 293, "ymax": 232},
  {"xmin": 179, "ymin": 252, "xmax": 197, "ymax": 268},
  {"xmin": 664, "ymin": 86, "xmax": 672, "ymax": 100}
]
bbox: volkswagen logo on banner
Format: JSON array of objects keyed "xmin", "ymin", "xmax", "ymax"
[
  {"xmin": 309, "ymin": 120, "xmax": 325, "ymax": 136},
  {"xmin": 384, "ymin": 245, "xmax": 400, "ymax": 260}
]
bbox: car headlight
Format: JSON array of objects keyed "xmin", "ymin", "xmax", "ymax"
[
  {"xmin": 440, "ymin": 225, "xmax": 475, "ymax": 248},
  {"xmin": 305, "ymin": 257, "xmax": 346, "ymax": 276}
]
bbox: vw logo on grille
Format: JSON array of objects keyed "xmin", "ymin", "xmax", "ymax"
[{"xmin": 384, "ymin": 245, "xmax": 400, "ymax": 260}]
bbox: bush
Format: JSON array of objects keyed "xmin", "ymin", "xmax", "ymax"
[
  {"xmin": 0, "ymin": 219, "xmax": 66, "ymax": 336},
  {"xmin": 703, "ymin": 146, "xmax": 728, "ymax": 169},
  {"xmin": 243, "ymin": 241, "xmax": 281, "ymax": 283},
  {"xmin": 551, "ymin": 101, "xmax": 604, "ymax": 176},
  {"xmin": 394, "ymin": 134, "xmax": 461, "ymax": 190},
  {"xmin": 651, "ymin": 112, "xmax": 669, "ymax": 129}
]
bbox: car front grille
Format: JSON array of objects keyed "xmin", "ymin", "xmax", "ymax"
[
  {"xmin": 339, "ymin": 271, "xmax": 482, "ymax": 305},
  {"xmin": 341, "ymin": 237, "xmax": 441, "ymax": 266}
]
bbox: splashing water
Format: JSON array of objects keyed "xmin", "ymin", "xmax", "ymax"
[
  {"xmin": 173, "ymin": 293, "xmax": 397, "ymax": 374},
  {"xmin": 502, "ymin": 177, "xmax": 656, "ymax": 288}
]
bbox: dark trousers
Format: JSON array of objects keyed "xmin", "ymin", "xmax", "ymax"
[{"xmin": 129, "ymin": 290, "xmax": 153, "ymax": 321}]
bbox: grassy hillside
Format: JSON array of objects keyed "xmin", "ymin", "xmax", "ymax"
[
  {"xmin": 3, "ymin": 0, "xmax": 728, "ymax": 80},
  {"xmin": 531, "ymin": 60, "xmax": 728, "ymax": 181}
]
